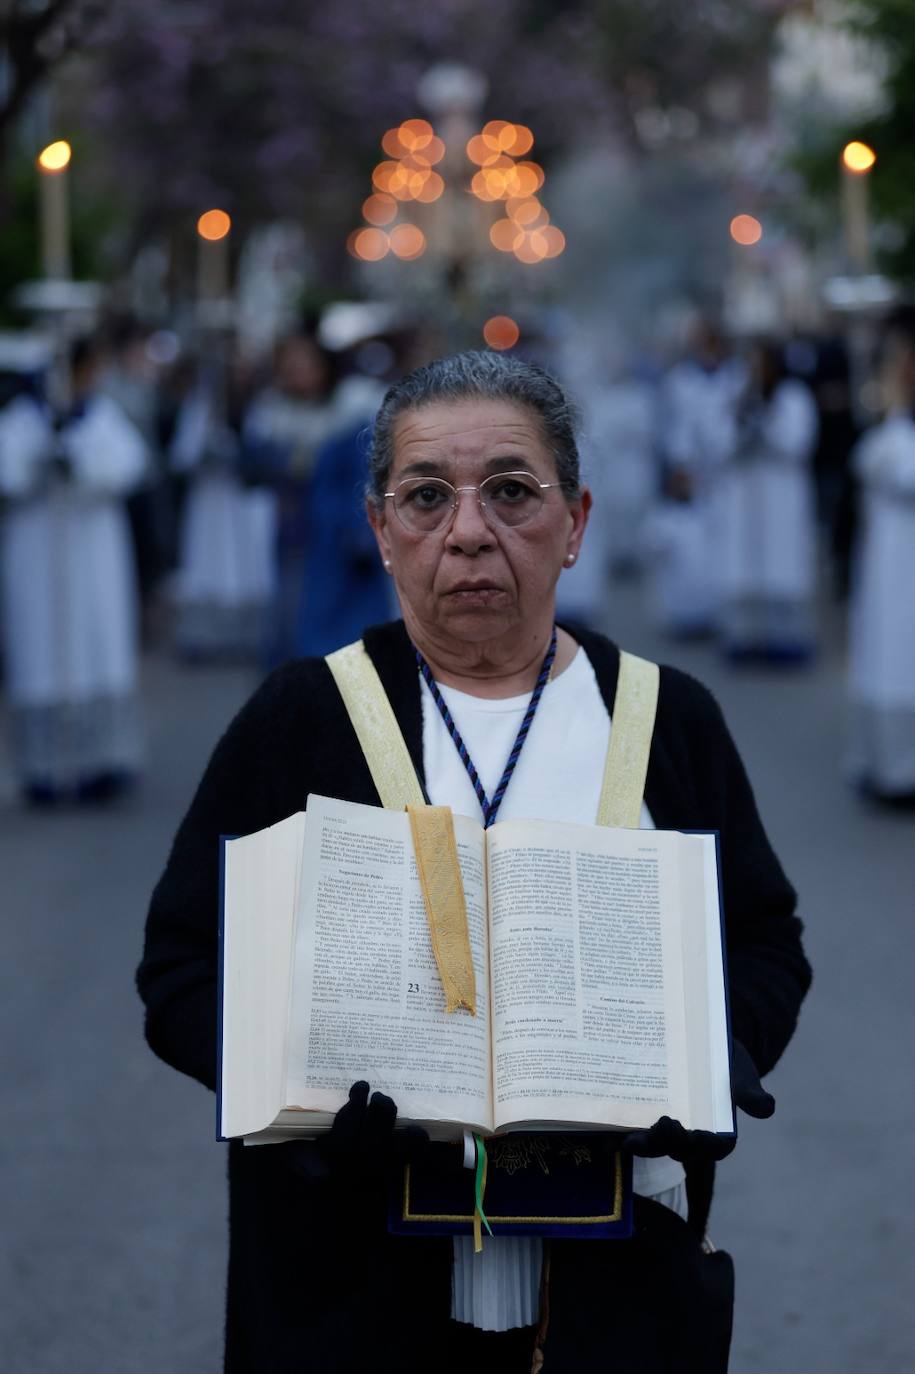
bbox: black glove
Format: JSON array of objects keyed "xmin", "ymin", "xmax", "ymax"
[
  {"xmin": 283, "ymin": 1080, "xmax": 429, "ymax": 1184},
  {"xmin": 620, "ymin": 1038, "xmax": 773, "ymax": 1166}
]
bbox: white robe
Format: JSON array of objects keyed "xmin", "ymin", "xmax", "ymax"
[
  {"xmin": 641, "ymin": 501, "xmax": 718, "ymax": 636},
  {"xmin": 657, "ymin": 359, "xmax": 745, "ymax": 632},
  {"xmin": 170, "ymin": 387, "xmax": 276, "ymax": 656},
  {"xmin": 847, "ymin": 412, "xmax": 915, "ymax": 794},
  {"xmin": 0, "ymin": 393, "xmax": 147, "ymax": 786},
  {"xmin": 715, "ymin": 379, "xmax": 819, "ymax": 653},
  {"xmin": 557, "ymin": 379, "xmax": 658, "ymax": 628}
]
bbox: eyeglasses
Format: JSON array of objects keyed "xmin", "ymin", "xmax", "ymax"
[{"xmin": 384, "ymin": 471, "xmax": 562, "ymax": 534}]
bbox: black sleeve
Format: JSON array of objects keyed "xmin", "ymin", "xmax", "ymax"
[
  {"xmin": 692, "ymin": 684, "xmax": 812, "ymax": 1078},
  {"xmin": 136, "ymin": 666, "xmax": 302, "ymax": 1091}
]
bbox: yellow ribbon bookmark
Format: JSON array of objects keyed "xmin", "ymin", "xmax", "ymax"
[{"xmin": 406, "ymin": 804, "xmax": 476, "ymax": 1016}]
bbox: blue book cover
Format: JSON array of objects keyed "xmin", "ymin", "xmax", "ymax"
[{"xmin": 389, "ymin": 1133, "xmax": 633, "ymax": 1239}]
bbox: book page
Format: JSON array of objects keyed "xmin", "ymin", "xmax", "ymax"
[
  {"xmin": 221, "ymin": 812, "xmax": 306, "ymax": 1139},
  {"xmin": 284, "ymin": 795, "xmax": 492, "ymax": 1132},
  {"xmin": 487, "ymin": 818, "xmax": 698, "ymax": 1132}
]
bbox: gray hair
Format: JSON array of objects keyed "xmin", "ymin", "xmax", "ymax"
[{"xmin": 366, "ymin": 350, "xmax": 581, "ymax": 506}]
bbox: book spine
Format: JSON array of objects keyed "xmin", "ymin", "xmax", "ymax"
[{"xmin": 216, "ymin": 835, "xmax": 228, "ymax": 1142}]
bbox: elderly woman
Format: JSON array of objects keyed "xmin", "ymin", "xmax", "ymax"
[{"xmin": 138, "ymin": 352, "xmax": 810, "ymax": 1373}]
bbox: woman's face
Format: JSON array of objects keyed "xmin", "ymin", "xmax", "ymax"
[{"xmin": 368, "ymin": 398, "xmax": 590, "ymax": 650}]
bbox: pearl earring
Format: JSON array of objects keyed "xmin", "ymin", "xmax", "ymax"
[
  {"xmin": 564, "ymin": 553, "xmax": 576, "ymax": 566},
  {"xmin": 383, "ymin": 559, "xmax": 392, "ymax": 571}
]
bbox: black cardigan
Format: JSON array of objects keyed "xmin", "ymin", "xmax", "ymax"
[{"xmin": 138, "ymin": 621, "xmax": 811, "ymax": 1372}]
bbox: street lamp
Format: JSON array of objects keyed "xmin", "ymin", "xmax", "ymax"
[
  {"xmin": 37, "ymin": 140, "xmax": 72, "ymax": 280},
  {"xmin": 196, "ymin": 208, "xmax": 232, "ymax": 303},
  {"xmin": 841, "ymin": 141, "xmax": 876, "ymax": 271}
]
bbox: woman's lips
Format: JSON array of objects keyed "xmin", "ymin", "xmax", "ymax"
[{"xmin": 445, "ymin": 584, "xmax": 506, "ymax": 602}]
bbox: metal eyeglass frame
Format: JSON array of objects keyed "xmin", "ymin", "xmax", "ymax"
[{"xmin": 383, "ymin": 470, "xmax": 563, "ymax": 532}]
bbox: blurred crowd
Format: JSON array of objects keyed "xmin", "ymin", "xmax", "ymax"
[{"xmin": 0, "ymin": 304, "xmax": 913, "ymax": 811}]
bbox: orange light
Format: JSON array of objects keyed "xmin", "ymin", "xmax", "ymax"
[
  {"xmin": 353, "ymin": 227, "xmax": 390, "ymax": 261},
  {"xmin": 398, "ymin": 119, "xmax": 434, "ymax": 152},
  {"xmin": 372, "ymin": 161, "xmax": 399, "ymax": 192},
  {"xmin": 729, "ymin": 213, "xmax": 762, "ymax": 246},
  {"xmin": 415, "ymin": 171, "xmax": 445, "ymax": 203},
  {"xmin": 509, "ymin": 197, "xmax": 547, "ymax": 228},
  {"xmin": 197, "ymin": 209, "xmax": 232, "ymax": 241},
  {"xmin": 490, "ymin": 219, "xmax": 524, "ymax": 252},
  {"xmin": 513, "ymin": 162, "xmax": 544, "ymax": 196},
  {"xmin": 423, "ymin": 135, "xmax": 446, "ymax": 165},
  {"xmin": 467, "ymin": 134, "xmax": 501, "ymax": 166},
  {"xmin": 514, "ymin": 233, "xmax": 547, "ymax": 265},
  {"xmin": 471, "ymin": 170, "xmax": 498, "ymax": 201},
  {"xmin": 539, "ymin": 225, "xmax": 566, "ymax": 259},
  {"xmin": 483, "ymin": 316, "xmax": 520, "ymax": 350},
  {"xmin": 363, "ymin": 194, "xmax": 398, "ymax": 226},
  {"xmin": 505, "ymin": 124, "xmax": 534, "ymax": 157},
  {"xmin": 390, "ymin": 223, "xmax": 426, "ymax": 260},
  {"xmin": 842, "ymin": 140, "xmax": 876, "ymax": 173},
  {"xmin": 382, "ymin": 128, "xmax": 407, "ymax": 158},
  {"xmin": 37, "ymin": 140, "xmax": 72, "ymax": 173},
  {"xmin": 482, "ymin": 120, "xmax": 515, "ymax": 152}
]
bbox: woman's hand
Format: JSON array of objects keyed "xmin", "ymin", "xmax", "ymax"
[
  {"xmin": 620, "ymin": 1039, "xmax": 774, "ymax": 1166},
  {"xmin": 283, "ymin": 1080, "xmax": 429, "ymax": 1183}
]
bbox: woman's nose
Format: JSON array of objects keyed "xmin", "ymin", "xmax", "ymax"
[{"xmin": 445, "ymin": 486, "xmax": 494, "ymax": 552}]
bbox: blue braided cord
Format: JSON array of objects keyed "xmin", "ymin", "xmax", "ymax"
[{"xmin": 415, "ymin": 626, "xmax": 557, "ymax": 830}]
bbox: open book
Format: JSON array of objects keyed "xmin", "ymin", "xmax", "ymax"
[{"xmin": 219, "ymin": 794, "xmax": 734, "ymax": 1144}]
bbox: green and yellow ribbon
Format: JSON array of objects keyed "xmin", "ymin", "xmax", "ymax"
[{"xmin": 472, "ymin": 1133, "xmax": 494, "ymax": 1253}]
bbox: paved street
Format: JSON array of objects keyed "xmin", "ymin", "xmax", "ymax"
[{"xmin": 1, "ymin": 583, "xmax": 913, "ymax": 1373}]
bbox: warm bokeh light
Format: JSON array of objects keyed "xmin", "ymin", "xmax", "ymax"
[
  {"xmin": 466, "ymin": 134, "xmax": 501, "ymax": 167},
  {"xmin": 513, "ymin": 235, "xmax": 546, "ymax": 264},
  {"xmin": 372, "ymin": 161, "xmax": 399, "ymax": 192},
  {"xmin": 516, "ymin": 161, "xmax": 544, "ymax": 192},
  {"xmin": 352, "ymin": 227, "xmax": 390, "ymax": 261},
  {"xmin": 197, "ymin": 209, "xmax": 232, "ymax": 241},
  {"xmin": 509, "ymin": 197, "xmax": 548, "ymax": 228},
  {"xmin": 423, "ymin": 135, "xmax": 446, "ymax": 165},
  {"xmin": 482, "ymin": 120, "xmax": 515, "ymax": 152},
  {"xmin": 539, "ymin": 225, "xmax": 566, "ymax": 259},
  {"xmin": 842, "ymin": 140, "xmax": 876, "ymax": 173},
  {"xmin": 415, "ymin": 171, "xmax": 445, "ymax": 203},
  {"xmin": 505, "ymin": 124, "xmax": 534, "ymax": 157},
  {"xmin": 398, "ymin": 119, "xmax": 434, "ymax": 152},
  {"xmin": 490, "ymin": 219, "xmax": 524, "ymax": 252},
  {"xmin": 389, "ymin": 223, "xmax": 426, "ymax": 260},
  {"xmin": 382, "ymin": 128, "xmax": 407, "ymax": 158},
  {"xmin": 37, "ymin": 140, "xmax": 72, "ymax": 173},
  {"xmin": 470, "ymin": 170, "xmax": 498, "ymax": 201},
  {"xmin": 362, "ymin": 194, "xmax": 397, "ymax": 226},
  {"xmin": 483, "ymin": 316, "xmax": 520, "ymax": 350},
  {"xmin": 729, "ymin": 213, "xmax": 763, "ymax": 246}
]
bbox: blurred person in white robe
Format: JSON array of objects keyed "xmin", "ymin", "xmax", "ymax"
[
  {"xmin": 169, "ymin": 355, "xmax": 275, "ymax": 660},
  {"xmin": 717, "ymin": 340, "xmax": 820, "ymax": 662},
  {"xmin": 0, "ymin": 337, "xmax": 147, "ymax": 804},
  {"xmin": 642, "ymin": 472, "xmax": 719, "ymax": 637},
  {"xmin": 848, "ymin": 308, "xmax": 915, "ymax": 805},
  {"xmin": 557, "ymin": 364, "xmax": 658, "ymax": 629},
  {"xmin": 656, "ymin": 319, "xmax": 745, "ymax": 633}
]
